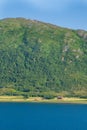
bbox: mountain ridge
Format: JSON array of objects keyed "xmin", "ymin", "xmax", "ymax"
[{"xmin": 0, "ymin": 18, "xmax": 87, "ymax": 98}]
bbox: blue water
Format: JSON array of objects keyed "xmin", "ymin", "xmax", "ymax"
[{"xmin": 0, "ymin": 103, "xmax": 87, "ymax": 130}]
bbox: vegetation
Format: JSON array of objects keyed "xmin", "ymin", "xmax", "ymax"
[{"xmin": 0, "ymin": 18, "xmax": 87, "ymax": 98}]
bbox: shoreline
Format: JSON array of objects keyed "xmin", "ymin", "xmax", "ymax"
[{"xmin": 0, "ymin": 96, "xmax": 87, "ymax": 104}]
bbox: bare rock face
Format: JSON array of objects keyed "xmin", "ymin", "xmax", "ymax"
[{"xmin": 77, "ymin": 29, "xmax": 87, "ymax": 40}]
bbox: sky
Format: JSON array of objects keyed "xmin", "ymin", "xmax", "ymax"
[{"xmin": 0, "ymin": 0, "xmax": 87, "ymax": 30}]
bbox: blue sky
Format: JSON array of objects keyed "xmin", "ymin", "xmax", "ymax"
[{"xmin": 0, "ymin": 0, "xmax": 87, "ymax": 30}]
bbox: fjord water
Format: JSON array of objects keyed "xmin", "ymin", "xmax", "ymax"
[{"xmin": 0, "ymin": 103, "xmax": 87, "ymax": 130}]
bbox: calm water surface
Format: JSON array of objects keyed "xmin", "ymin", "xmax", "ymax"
[{"xmin": 0, "ymin": 103, "xmax": 87, "ymax": 130}]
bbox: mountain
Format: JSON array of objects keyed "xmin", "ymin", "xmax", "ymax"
[{"xmin": 0, "ymin": 18, "xmax": 87, "ymax": 98}]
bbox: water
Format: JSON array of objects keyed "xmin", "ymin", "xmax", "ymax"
[{"xmin": 0, "ymin": 103, "xmax": 87, "ymax": 130}]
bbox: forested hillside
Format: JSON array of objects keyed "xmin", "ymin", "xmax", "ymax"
[{"xmin": 0, "ymin": 18, "xmax": 87, "ymax": 98}]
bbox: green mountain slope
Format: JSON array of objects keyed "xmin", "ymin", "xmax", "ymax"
[{"xmin": 0, "ymin": 18, "xmax": 87, "ymax": 98}]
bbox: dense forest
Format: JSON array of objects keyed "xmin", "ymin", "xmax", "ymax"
[{"xmin": 0, "ymin": 18, "xmax": 87, "ymax": 98}]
